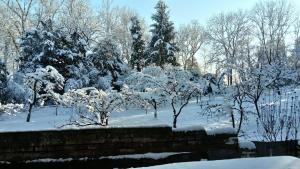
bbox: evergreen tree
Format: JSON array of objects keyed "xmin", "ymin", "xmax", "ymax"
[
  {"xmin": 147, "ymin": 0, "xmax": 179, "ymax": 67},
  {"xmin": 88, "ymin": 38, "xmax": 127, "ymax": 91},
  {"xmin": 130, "ymin": 16, "xmax": 145, "ymax": 72},
  {"xmin": 18, "ymin": 19, "xmax": 88, "ymax": 79},
  {"xmin": 129, "ymin": 16, "xmax": 145, "ymax": 72}
]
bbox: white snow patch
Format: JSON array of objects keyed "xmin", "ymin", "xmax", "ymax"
[
  {"xmin": 239, "ymin": 141, "xmax": 256, "ymax": 150},
  {"xmin": 99, "ymin": 152, "xmax": 189, "ymax": 160},
  {"xmin": 173, "ymin": 125, "xmax": 205, "ymax": 132},
  {"xmin": 0, "ymin": 161, "xmax": 11, "ymax": 164},
  {"xmin": 26, "ymin": 158, "xmax": 73, "ymax": 163},
  {"xmin": 24, "ymin": 152, "xmax": 188, "ymax": 163},
  {"xmin": 206, "ymin": 127, "xmax": 237, "ymax": 136},
  {"xmin": 136, "ymin": 156, "xmax": 300, "ymax": 169}
]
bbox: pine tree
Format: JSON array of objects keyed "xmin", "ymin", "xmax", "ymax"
[
  {"xmin": 18, "ymin": 19, "xmax": 88, "ymax": 79},
  {"xmin": 129, "ymin": 16, "xmax": 145, "ymax": 72},
  {"xmin": 88, "ymin": 38, "xmax": 126, "ymax": 91},
  {"xmin": 148, "ymin": 0, "xmax": 179, "ymax": 67}
]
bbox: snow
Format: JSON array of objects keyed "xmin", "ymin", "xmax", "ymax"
[
  {"xmin": 135, "ymin": 156, "xmax": 300, "ymax": 169},
  {"xmin": 26, "ymin": 158, "xmax": 73, "ymax": 163},
  {"xmin": 206, "ymin": 127, "xmax": 237, "ymax": 136},
  {"xmin": 239, "ymin": 141, "xmax": 256, "ymax": 150},
  {"xmin": 173, "ymin": 125, "xmax": 205, "ymax": 132},
  {"xmin": 0, "ymin": 91, "xmax": 299, "ymax": 142},
  {"xmin": 23, "ymin": 152, "xmax": 188, "ymax": 163},
  {"xmin": 99, "ymin": 152, "xmax": 188, "ymax": 160}
]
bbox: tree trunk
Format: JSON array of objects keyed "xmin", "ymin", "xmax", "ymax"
[
  {"xmin": 153, "ymin": 99, "xmax": 157, "ymax": 118},
  {"xmin": 254, "ymin": 99, "xmax": 261, "ymax": 119},
  {"xmin": 237, "ymin": 105, "xmax": 244, "ymax": 134},
  {"xmin": 27, "ymin": 80, "xmax": 38, "ymax": 122},
  {"xmin": 230, "ymin": 109, "xmax": 235, "ymax": 129},
  {"xmin": 173, "ymin": 114, "xmax": 178, "ymax": 128}
]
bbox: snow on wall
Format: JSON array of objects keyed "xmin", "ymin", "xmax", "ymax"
[
  {"xmin": 173, "ymin": 125, "xmax": 205, "ymax": 132},
  {"xmin": 24, "ymin": 152, "xmax": 189, "ymax": 163},
  {"xmin": 239, "ymin": 141, "xmax": 256, "ymax": 150},
  {"xmin": 206, "ymin": 127, "xmax": 237, "ymax": 136}
]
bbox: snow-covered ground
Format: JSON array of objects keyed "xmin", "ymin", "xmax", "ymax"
[
  {"xmin": 136, "ymin": 156, "xmax": 300, "ymax": 169},
  {"xmin": 0, "ymin": 99, "xmax": 232, "ymax": 133},
  {"xmin": 0, "ymin": 91, "xmax": 299, "ymax": 142}
]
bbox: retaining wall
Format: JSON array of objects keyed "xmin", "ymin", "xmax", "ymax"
[{"xmin": 0, "ymin": 126, "xmax": 239, "ymax": 162}]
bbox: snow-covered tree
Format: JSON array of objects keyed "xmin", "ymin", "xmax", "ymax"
[
  {"xmin": 129, "ymin": 16, "xmax": 145, "ymax": 71},
  {"xmin": 207, "ymin": 10, "xmax": 250, "ymax": 86},
  {"xmin": 88, "ymin": 38, "xmax": 127, "ymax": 91},
  {"xmin": 125, "ymin": 66, "xmax": 167, "ymax": 118},
  {"xmin": 147, "ymin": 0, "xmax": 179, "ymax": 67},
  {"xmin": 63, "ymin": 88, "xmax": 124, "ymax": 126},
  {"xmin": 24, "ymin": 65, "xmax": 65, "ymax": 122},
  {"xmin": 17, "ymin": 19, "xmax": 92, "ymax": 93},
  {"xmin": 162, "ymin": 65, "xmax": 201, "ymax": 128},
  {"xmin": 18, "ymin": 19, "xmax": 88, "ymax": 78},
  {"xmin": 25, "ymin": 66, "xmax": 65, "ymax": 105}
]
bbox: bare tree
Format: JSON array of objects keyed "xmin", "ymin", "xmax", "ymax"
[
  {"xmin": 114, "ymin": 7, "xmax": 136, "ymax": 62},
  {"xmin": 59, "ymin": 0, "xmax": 99, "ymax": 42},
  {"xmin": 177, "ymin": 20, "xmax": 206, "ymax": 71},
  {"xmin": 34, "ymin": 0, "xmax": 64, "ymax": 26},
  {"xmin": 207, "ymin": 10, "xmax": 250, "ymax": 85},
  {"xmin": 251, "ymin": 0, "xmax": 294, "ymax": 65},
  {"xmin": 0, "ymin": 0, "xmax": 35, "ymax": 70},
  {"xmin": 0, "ymin": 0, "xmax": 35, "ymax": 35}
]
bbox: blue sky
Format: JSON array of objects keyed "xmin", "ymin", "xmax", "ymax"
[{"xmin": 92, "ymin": 0, "xmax": 300, "ymax": 27}]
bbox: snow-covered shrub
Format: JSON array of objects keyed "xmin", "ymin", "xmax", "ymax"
[
  {"xmin": 5, "ymin": 75, "xmax": 27, "ymax": 104},
  {"xmin": 63, "ymin": 88, "xmax": 124, "ymax": 126},
  {"xmin": 0, "ymin": 103, "xmax": 25, "ymax": 115},
  {"xmin": 25, "ymin": 66, "xmax": 65, "ymax": 105}
]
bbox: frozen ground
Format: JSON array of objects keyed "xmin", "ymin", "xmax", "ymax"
[{"xmin": 136, "ymin": 156, "xmax": 300, "ymax": 169}]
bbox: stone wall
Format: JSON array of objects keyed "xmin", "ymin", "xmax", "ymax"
[{"xmin": 0, "ymin": 126, "xmax": 239, "ymax": 163}]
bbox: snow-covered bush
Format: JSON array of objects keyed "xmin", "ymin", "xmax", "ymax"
[
  {"xmin": 63, "ymin": 88, "xmax": 124, "ymax": 126},
  {"xmin": 25, "ymin": 66, "xmax": 65, "ymax": 105},
  {"xmin": 0, "ymin": 103, "xmax": 24, "ymax": 115}
]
